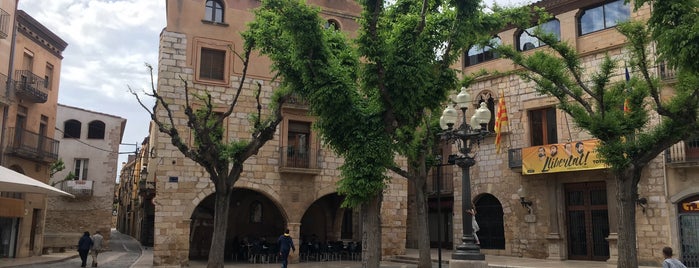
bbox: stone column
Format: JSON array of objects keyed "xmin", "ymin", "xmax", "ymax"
[{"xmin": 288, "ymin": 222, "xmax": 301, "ymax": 263}]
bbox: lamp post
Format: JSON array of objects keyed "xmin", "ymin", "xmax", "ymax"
[{"xmin": 439, "ymin": 87, "xmax": 491, "ymax": 261}]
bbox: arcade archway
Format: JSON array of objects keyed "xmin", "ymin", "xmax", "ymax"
[
  {"xmin": 474, "ymin": 193, "xmax": 505, "ymax": 249},
  {"xmin": 189, "ymin": 188, "xmax": 286, "ymax": 260}
]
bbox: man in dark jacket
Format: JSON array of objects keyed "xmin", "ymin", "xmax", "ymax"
[
  {"xmin": 277, "ymin": 229, "xmax": 295, "ymax": 268},
  {"xmin": 78, "ymin": 231, "xmax": 93, "ymax": 267}
]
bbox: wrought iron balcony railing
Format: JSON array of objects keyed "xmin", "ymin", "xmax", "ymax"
[
  {"xmin": 14, "ymin": 70, "xmax": 48, "ymax": 103},
  {"xmin": 58, "ymin": 180, "xmax": 94, "ymax": 197},
  {"xmin": 0, "ymin": 8, "xmax": 9, "ymax": 39},
  {"xmin": 279, "ymin": 146, "xmax": 321, "ymax": 173},
  {"xmin": 6, "ymin": 127, "xmax": 59, "ymax": 162},
  {"xmin": 666, "ymin": 138, "xmax": 699, "ymax": 165},
  {"xmin": 508, "ymin": 148, "xmax": 522, "ymax": 169},
  {"xmin": 658, "ymin": 62, "xmax": 677, "ymax": 81}
]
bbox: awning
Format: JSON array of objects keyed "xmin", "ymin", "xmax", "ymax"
[{"xmin": 0, "ymin": 165, "xmax": 75, "ymax": 198}]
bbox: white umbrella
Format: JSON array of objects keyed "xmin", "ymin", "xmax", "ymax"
[{"xmin": 0, "ymin": 165, "xmax": 74, "ymax": 198}]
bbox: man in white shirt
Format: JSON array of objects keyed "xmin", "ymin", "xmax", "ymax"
[{"xmin": 90, "ymin": 231, "xmax": 104, "ymax": 267}]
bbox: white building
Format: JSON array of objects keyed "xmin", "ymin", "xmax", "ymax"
[{"xmin": 43, "ymin": 104, "xmax": 126, "ymax": 252}]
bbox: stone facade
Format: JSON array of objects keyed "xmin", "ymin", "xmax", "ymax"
[
  {"xmin": 147, "ymin": 1, "xmax": 407, "ymax": 266},
  {"xmin": 44, "ymin": 104, "xmax": 126, "ymax": 252},
  {"xmin": 432, "ymin": 0, "xmax": 696, "ymax": 266},
  {"xmin": 0, "ymin": 8, "xmax": 66, "ymax": 258}
]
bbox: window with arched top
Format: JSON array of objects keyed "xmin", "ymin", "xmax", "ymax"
[
  {"xmin": 517, "ymin": 19, "xmax": 561, "ymax": 51},
  {"xmin": 474, "ymin": 91, "xmax": 496, "ymax": 131},
  {"xmin": 578, "ymin": 0, "xmax": 630, "ymax": 35},
  {"xmin": 324, "ymin": 19, "xmax": 340, "ymax": 30},
  {"xmin": 465, "ymin": 37, "xmax": 501, "ymax": 67},
  {"xmin": 204, "ymin": 0, "xmax": 224, "ymax": 23},
  {"xmin": 64, "ymin": 119, "xmax": 81, "ymax": 138},
  {"xmin": 87, "ymin": 120, "xmax": 105, "ymax": 139}
]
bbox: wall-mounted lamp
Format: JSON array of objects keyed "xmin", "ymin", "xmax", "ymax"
[
  {"xmin": 517, "ymin": 185, "xmax": 533, "ymax": 214},
  {"xmin": 636, "ymin": 197, "xmax": 648, "ymax": 214},
  {"xmin": 140, "ymin": 166, "xmax": 148, "ymax": 181}
]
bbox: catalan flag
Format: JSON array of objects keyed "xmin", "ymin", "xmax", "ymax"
[{"xmin": 495, "ymin": 91, "xmax": 508, "ymax": 154}]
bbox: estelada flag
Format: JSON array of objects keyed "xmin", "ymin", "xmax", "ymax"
[{"xmin": 495, "ymin": 91, "xmax": 508, "ymax": 154}]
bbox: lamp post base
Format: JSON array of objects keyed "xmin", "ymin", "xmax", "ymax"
[
  {"xmin": 451, "ymin": 235, "xmax": 485, "ymax": 260},
  {"xmin": 449, "ymin": 259, "xmax": 488, "ymax": 268}
]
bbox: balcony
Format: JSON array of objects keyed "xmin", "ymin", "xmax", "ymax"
[
  {"xmin": 279, "ymin": 146, "xmax": 321, "ymax": 174},
  {"xmin": 6, "ymin": 127, "xmax": 59, "ymax": 162},
  {"xmin": 58, "ymin": 180, "xmax": 94, "ymax": 197},
  {"xmin": 14, "ymin": 70, "xmax": 48, "ymax": 103},
  {"xmin": 658, "ymin": 62, "xmax": 677, "ymax": 81},
  {"xmin": 0, "ymin": 8, "xmax": 9, "ymax": 39},
  {"xmin": 138, "ymin": 180, "xmax": 156, "ymax": 197},
  {"xmin": 508, "ymin": 148, "xmax": 522, "ymax": 169},
  {"xmin": 666, "ymin": 138, "xmax": 699, "ymax": 167}
]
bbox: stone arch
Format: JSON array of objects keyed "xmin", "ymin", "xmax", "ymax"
[
  {"xmin": 299, "ymin": 192, "xmax": 350, "ymax": 244},
  {"xmin": 181, "ymin": 182, "xmax": 287, "ymax": 224},
  {"xmin": 670, "ymin": 186, "xmax": 699, "ymax": 203},
  {"xmin": 187, "ymin": 186, "xmax": 288, "ymax": 260},
  {"xmin": 473, "ymin": 193, "xmax": 505, "ymax": 249}
]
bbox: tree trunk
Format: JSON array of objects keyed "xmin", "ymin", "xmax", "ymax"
[
  {"xmin": 615, "ymin": 168, "xmax": 640, "ymax": 268},
  {"xmin": 414, "ymin": 176, "xmax": 432, "ymax": 268},
  {"xmin": 362, "ymin": 193, "xmax": 383, "ymax": 268},
  {"xmin": 207, "ymin": 186, "xmax": 233, "ymax": 268}
]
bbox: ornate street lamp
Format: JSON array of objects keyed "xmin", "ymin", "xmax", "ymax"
[{"xmin": 439, "ymin": 87, "xmax": 491, "ymax": 261}]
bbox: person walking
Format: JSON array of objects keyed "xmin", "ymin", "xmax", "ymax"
[
  {"xmin": 90, "ymin": 231, "xmax": 104, "ymax": 267},
  {"xmin": 662, "ymin": 246, "xmax": 687, "ymax": 268},
  {"xmin": 467, "ymin": 206, "xmax": 480, "ymax": 245},
  {"xmin": 277, "ymin": 229, "xmax": 295, "ymax": 268},
  {"xmin": 77, "ymin": 231, "xmax": 93, "ymax": 267}
]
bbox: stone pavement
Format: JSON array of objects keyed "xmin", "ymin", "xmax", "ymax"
[{"xmin": 1, "ymin": 236, "xmax": 658, "ymax": 268}]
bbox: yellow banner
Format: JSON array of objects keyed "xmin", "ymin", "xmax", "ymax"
[{"xmin": 522, "ymin": 139, "xmax": 607, "ymax": 175}]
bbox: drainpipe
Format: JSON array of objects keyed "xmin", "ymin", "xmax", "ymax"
[{"xmin": 1, "ymin": 0, "xmax": 20, "ymax": 166}]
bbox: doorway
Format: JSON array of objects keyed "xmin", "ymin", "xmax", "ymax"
[
  {"xmin": 474, "ymin": 194, "xmax": 505, "ymax": 249},
  {"xmin": 678, "ymin": 194, "xmax": 699, "ymax": 267},
  {"xmin": 565, "ymin": 181, "xmax": 609, "ymax": 261}
]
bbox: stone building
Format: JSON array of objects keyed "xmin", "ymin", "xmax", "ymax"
[
  {"xmin": 0, "ymin": 6, "xmax": 68, "ymax": 258},
  {"xmin": 115, "ymin": 136, "xmax": 153, "ymax": 247},
  {"xmin": 145, "ymin": 0, "xmax": 408, "ymax": 266},
  {"xmin": 43, "ymin": 104, "xmax": 126, "ymax": 253},
  {"xmin": 432, "ymin": 0, "xmax": 698, "ymax": 266}
]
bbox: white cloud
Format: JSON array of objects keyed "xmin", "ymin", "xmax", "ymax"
[{"xmin": 18, "ymin": 0, "xmax": 164, "ymax": 181}]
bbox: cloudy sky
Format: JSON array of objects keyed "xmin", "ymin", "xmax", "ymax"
[{"xmin": 18, "ymin": 0, "xmax": 528, "ymax": 182}]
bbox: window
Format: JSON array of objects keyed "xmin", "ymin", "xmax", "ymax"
[
  {"xmin": 529, "ymin": 107, "xmax": 557, "ymax": 146},
  {"xmin": 74, "ymin": 159, "xmax": 89, "ymax": 180},
  {"xmin": 466, "ymin": 37, "xmax": 501, "ymax": 67},
  {"xmin": 579, "ymin": 0, "xmax": 629, "ymax": 35},
  {"xmin": 204, "ymin": 0, "xmax": 224, "ymax": 23},
  {"xmin": 518, "ymin": 20, "xmax": 561, "ymax": 51},
  {"xmin": 64, "ymin": 119, "xmax": 81, "ymax": 138},
  {"xmin": 286, "ymin": 121, "xmax": 311, "ymax": 168},
  {"xmin": 324, "ymin": 19, "xmax": 340, "ymax": 30},
  {"xmin": 199, "ymin": 48, "xmax": 226, "ymax": 81},
  {"xmin": 475, "ymin": 91, "xmax": 496, "ymax": 131},
  {"xmin": 87, "ymin": 120, "xmax": 105, "ymax": 139},
  {"xmin": 44, "ymin": 64, "xmax": 53, "ymax": 89},
  {"xmin": 22, "ymin": 51, "xmax": 33, "ymax": 71}
]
